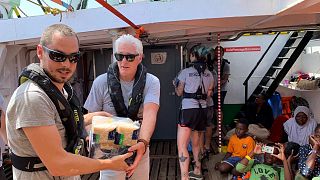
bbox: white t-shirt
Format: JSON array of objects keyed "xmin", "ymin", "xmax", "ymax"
[
  {"xmin": 0, "ymin": 94, "xmax": 5, "ymax": 111},
  {"xmin": 84, "ymin": 72, "xmax": 160, "ymax": 118},
  {"xmin": 177, "ymin": 67, "xmax": 214, "ymax": 109},
  {"xmin": 213, "ymin": 59, "xmax": 230, "ymax": 92}
]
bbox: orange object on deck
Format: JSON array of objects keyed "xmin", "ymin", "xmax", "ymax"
[{"xmin": 281, "ymin": 96, "xmax": 292, "ymax": 117}]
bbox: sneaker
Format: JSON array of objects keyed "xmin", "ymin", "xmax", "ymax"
[{"xmin": 189, "ymin": 171, "xmax": 203, "ymax": 180}]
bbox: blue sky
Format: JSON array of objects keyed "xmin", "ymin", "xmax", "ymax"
[{"xmin": 15, "ymin": 0, "xmax": 101, "ymax": 17}]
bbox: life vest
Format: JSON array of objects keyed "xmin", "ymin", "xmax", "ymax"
[
  {"xmin": 11, "ymin": 63, "xmax": 86, "ymax": 172},
  {"xmin": 107, "ymin": 62, "xmax": 147, "ymax": 120}
]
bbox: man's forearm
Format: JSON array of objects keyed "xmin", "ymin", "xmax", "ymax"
[
  {"xmin": 50, "ymin": 152, "xmax": 114, "ymax": 176},
  {"xmin": 0, "ymin": 112, "xmax": 7, "ymax": 143},
  {"xmin": 139, "ymin": 103, "xmax": 159, "ymax": 142}
]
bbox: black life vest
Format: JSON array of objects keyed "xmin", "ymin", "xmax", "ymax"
[
  {"xmin": 107, "ymin": 62, "xmax": 147, "ymax": 120},
  {"xmin": 11, "ymin": 63, "xmax": 86, "ymax": 172},
  {"xmin": 19, "ymin": 63, "xmax": 86, "ymax": 153}
]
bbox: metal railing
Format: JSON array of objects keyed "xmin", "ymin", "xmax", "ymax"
[{"xmin": 243, "ymin": 32, "xmax": 280, "ymax": 102}]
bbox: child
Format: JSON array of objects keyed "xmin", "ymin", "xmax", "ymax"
[{"xmin": 215, "ymin": 118, "xmax": 255, "ymax": 174}]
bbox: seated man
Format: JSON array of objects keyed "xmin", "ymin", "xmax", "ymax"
[
  {"xmin": 215, "ymin": 118, "xmax": 255, "ymax": 174},
  {"xmin": 236, "ymin": 143, "xmax": 292, "ymax": 180}
]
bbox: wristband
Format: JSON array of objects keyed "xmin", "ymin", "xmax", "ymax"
[
  {"xmin": 137, "ymin": 139, "xmax": 149, "ymax": 154},
  {"xmin": 245, "ymin": 155, "xmax": 252, "ymax": 161}
]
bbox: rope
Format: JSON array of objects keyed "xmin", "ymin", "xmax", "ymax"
[
  {"xmin": 95, "ymin": 0, "xmax": 146, "ymax": 39},
  {"xmin": 37, "ymin": 0, "xmax": 48, "ymax": 14},
  {"xmin": 17, "ymin": 6, "xmax": 28, "ymax": 17},
  {"xmin": 12, "ymin": 6, "xmax": 20, "ymax": 18},
  {"xmin": 217, "ymin": 33, "xmax": 222, "ymax": 153},
  {"xmin": 50, "ymin": 0, "xmax": 74, "ymax": 11},
  {"xmin": 26, "ymin": 0, "xmax": 64, "ymax": 20}
]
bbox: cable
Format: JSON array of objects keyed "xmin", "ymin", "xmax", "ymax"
[
  {"xmin": 17, "ymin": 6, "xmax": 28, "ymax": 17},
  {"xmin": 217, "ymin": 33, "xmax": 222, "ymax": 153}
]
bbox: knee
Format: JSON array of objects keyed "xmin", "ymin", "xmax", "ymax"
[
  {"xmin": 218, "ymin": 164, "xmax": 231, "ymax": 174},
  {"xmin": 192, "ymin": 141, "xmax": 199, "ymax": 147}
]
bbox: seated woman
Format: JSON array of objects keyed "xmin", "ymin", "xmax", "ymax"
[
  {"xmin": 296, "ymin": 124, "xmax": 320, "ymax": 179},
  {"xmin": 284, "ymin": 106, "xmax": 317, "ymax": 146},
  {"xmin": 245, "ymin": 93, "xmax": 274, "ymax": 130},
  {"xmin": 226, "ymin": 93, "xmax": 273, "ymax": 140}
]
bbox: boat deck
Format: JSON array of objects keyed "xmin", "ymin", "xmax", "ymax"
[{"xmin": 81, "ymin": 126, "xmax": 232, "ymax": 180}]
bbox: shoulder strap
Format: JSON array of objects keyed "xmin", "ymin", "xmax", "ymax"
[
  {"xmin": 18, "ymin": 64, "xmax": 83, "ymax": 153},
  {"xmin": 107, "ymin": 62, "xmax": 147, "ymax": 120}
]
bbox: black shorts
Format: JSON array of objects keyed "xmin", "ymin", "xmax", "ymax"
[
  {"xmin": 213, "ymin": 91, "xmax": 227, "ymax": 109},
  {"xmin": 179, "ymin": 108, "xmax": 207, "ymax": 131}
]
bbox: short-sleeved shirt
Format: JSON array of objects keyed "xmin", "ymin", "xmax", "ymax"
[
  {"xmin": 227, "ymin": 134, "xmax": 255, "ymax": 158},
  {"xmin": 84, "ymin": 72, "xmax": 160, "ymax": 117},
  {"xmin": 0, "ymin": 94, "xmax": 5, "ymax": 111},
  {"xmin": 213, "ymin": 59, "xmax": 230, "ymax": 92},
  {"xmin": 6, "ymin": 80, "xmax": 80, "ymax": 180},
  {"xmin": 177, "ymin": 67, "xmax": 213, "ymax": 109},
  {"xmin": 298, "ymin": 144, "xmax": 320, "ymax": 178},
  {"xmin": 207, "ymin": 69, "xmax": 217, "ymax": 107},
  {"xmin": 237, "ymin": 159, "xmax": 284, "ymax": 180}
]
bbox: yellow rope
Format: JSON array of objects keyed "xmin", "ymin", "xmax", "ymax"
[{"xmin": 26, "ymin": 0, "xmax": 64, "ymax": 16}]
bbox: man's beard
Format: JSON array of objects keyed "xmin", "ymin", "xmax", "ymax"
[{"xmin": 44, "ymin": 68, "xmax": 72, "ymax": 84}]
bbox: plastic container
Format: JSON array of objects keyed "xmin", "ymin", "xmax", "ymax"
[{"xmin": 89, "ymin": 116, "xmax": 140, "ymax": 164}]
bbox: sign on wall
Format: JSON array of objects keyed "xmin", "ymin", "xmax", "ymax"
[
  {"xmin": 151, "ymin": 52, "xmax": 167, "ymax": 64},
  {"xmin": 225, "ymin": 46, "xmax": 261, "ymax": 52}
]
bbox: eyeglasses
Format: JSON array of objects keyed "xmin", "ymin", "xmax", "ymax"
[
  {"xmin": 114, "ymin": 53, "xmax": 139, "ymax": 62},
  {"xmin": 42, "ymin": 46, "xmax": 81, "ymax": 63}
]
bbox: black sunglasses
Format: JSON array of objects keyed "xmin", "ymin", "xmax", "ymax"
[
  {"xmin": 114, "ymin": 53, "xmax": 139, "ymax": 62},
  {"xmin": 42, "ymin": 46, "xmax": 81, "ymax": 63}
]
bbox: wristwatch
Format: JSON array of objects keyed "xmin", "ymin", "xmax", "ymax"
[{"xmin": 137, "ymin": 139, "xmax": 149, "ymax": 154}]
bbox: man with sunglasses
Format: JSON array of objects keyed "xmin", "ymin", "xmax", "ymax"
[
  {"xmin": 6, "ymin": 24, "xmax": 132, "ymax": 180},
  {"xmin": 84, "ymin": 34, "xmax": 160, "ymax": 180}
]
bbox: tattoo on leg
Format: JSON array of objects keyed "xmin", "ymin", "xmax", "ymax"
[
  {"xmin": 182, "ymin": 172, "xmax": 188, "ymax": 177},
  {"xmin": 179, "ymin": 153, "xmax": 187, "ymax": 162}
]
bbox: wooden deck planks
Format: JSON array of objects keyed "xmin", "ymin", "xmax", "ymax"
[{"xmin": 79, "ymin": 127, "xmax": 234, "ymax": 180}]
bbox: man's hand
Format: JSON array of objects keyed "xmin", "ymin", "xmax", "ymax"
[
  {"xmin": 84, "ymin": 111, "xmax": 113, "ymax": 126},
  {"xmin": 107, "ymin": 152, "xmax": 133, "ymax": 171},
  {"xmin": 126, "ymin": 142, "xmax": 146, "ymax": 177}
]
